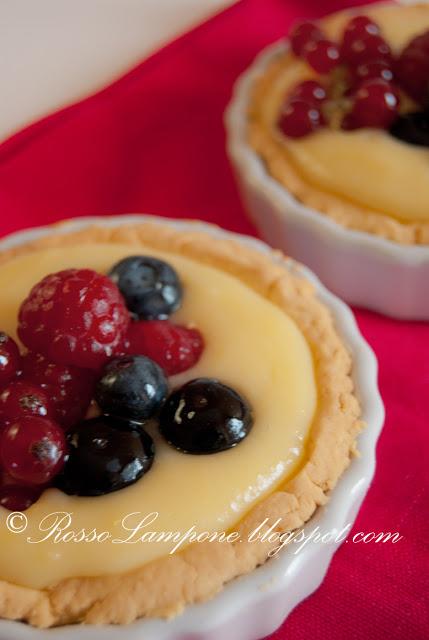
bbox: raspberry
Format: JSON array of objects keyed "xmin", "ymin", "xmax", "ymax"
[
  {"xmin": 0, "ymin": 332, "xmax": 21, "ymax": 388},
  {"xmin": 21, "ymin": 352, "xmax": 96, "ymax": 428},
  {"xmin": 126, "ymin": 320, "xmax": 204, "ymax": 376},
  {"xmin": 18, "ymin": 269, "xmax": 130, "ymax": 370},
  {"xmin": 0, "ymin": 380, "xmax": 53, "ymax": 424},
  {"xmin": 0, "ymin": 416, "xmax": 66, "ymax": 485}
]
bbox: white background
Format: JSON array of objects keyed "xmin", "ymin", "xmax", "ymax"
[{"xmin": 0, "ymin": 0, "xmax": 234, "ymax": 141}]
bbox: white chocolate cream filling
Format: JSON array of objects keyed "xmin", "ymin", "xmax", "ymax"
[{"xmin": 0, "ymin": 243, "xmax": 316, "ymax": 588}]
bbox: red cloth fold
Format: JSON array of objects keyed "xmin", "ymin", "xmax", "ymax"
[{"xmin": 0, "ymin": 1, "xmax": 427, "ymax": 638}]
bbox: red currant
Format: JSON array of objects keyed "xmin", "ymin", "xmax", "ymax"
[
  {"xmin": 344, "ymin": 79, "xmax": 400, "ymax": 130},
  {"xmin": 290, "ymin": 21, "xmax": 323, "ymax": 57},
  {"xmin": 351, "ymin": 60, "xmax": 394, "ymax": 88},
  {"xmin": 290, "ymin": 80, "xmax": 327, "ymax": 104},
  {"xmin": 278, "ymin": 99, "xmax": 324, "ymax": 138},
  {"xmin": 0, "ymin": 484, "xmax": 41, "ymax": 511},
  {"xmin": 304, "ymin": 38, "xmax": 341, "ymax": 74},
  {"xmin": 0, "ymin": 333, "xmax": 20, "ymax": 388},
  {"xmin": 342, "ymin": 33, "xmax": 391, "ymax": 67},
  {"xmin": 395, "ymin": 30, "xmax": 429, "ymax": 104},
  {"xmin": 0, "ymin": 416, "xmax": 66, "ymax": 485},
  {"xmin": 342, "ymin": 15, "xmax": 381, "ymax": 46},
  {"xmin": 21, "ymin": 352, "xmax": 95, "ymax": 429},
  {"xmin": 0, "ymin": 380, "xmax": 53, "ymax": 424},
  {"xmin": 126, "ymin": 320, "xmax": 204, "ymax": 376}
]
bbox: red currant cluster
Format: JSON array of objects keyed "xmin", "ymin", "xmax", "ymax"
[
  {"xmin": 0, "ymin": 267, "xmax": 204, "ymax": 511},
  {"xmin": 279, "ymin": 14, "xmax": 429, "ymax": 138}
]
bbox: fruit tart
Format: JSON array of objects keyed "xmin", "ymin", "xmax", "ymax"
[
  {"xmin": 226, "ymin": 2, "xmax": 429, "ymax": 319},
  {"xmin": 0, "ymin": 217, "xmax": 367, "ymax": 628}
]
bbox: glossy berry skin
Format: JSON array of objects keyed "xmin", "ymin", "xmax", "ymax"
[
  {"xmin": 342, "ymin": 33, "xmax": 392, "ymax": 67},
  {"xmin": 55, "ymin": 416, "xmax": 155, "ymax": 496},
  {"xmin": 395, "ymin": 31, "xmax": 429, "ymax": 104},
  {"xmin": 126, "ymin": 320, "xmax": 204, "ymax": 376},
  {"xmin": 0, "ymin": 484, "xmax": 41, "ymax": 511},
  {"xmin": 304, "ymin": 39, "xmax": 341, "ymax": 74},
  {"xmin": 289, "ymin": 21, "xmax": 323, "ymax": 57},
  {"xmin": 109, "ymin": 256, "xmax": 183, "ymax": 320},
  {"xmin": 0, "ymin": 416, "xmax": 66, "ymax": 485},
  {"xmin": 342, "ymin": 16, "xmax": 380, "ymax": 46},
  {"xmin": 390, "ymin": 111, "xmax": 429, "ymax": 147},
  {"xmin": 0, "ymin": 333, "xmax": 21, "ymax": 388},
  {"xmin": 290, "ymin": 80, "xmax": 327, "ymax": 104},
  {"xmin": 345, "ymin": 79, "xmax": 399, "ymax": 130},
  {"xmin": 351, "ymin": 60, "xmax": 393, "ymax": 88},
  {"xmin": 18, "ymin": 269, "xmax": 129, "ymax": 370},
  {"xmin": 95, "ymin": 355, "xmax": 168, "ymax": 421},
  {"xmin": 21, "ymin": 352, "xmax": 95, "ymax": 429},
  {"xmin": 0, "ymin": 381, "xmax": 53, "ymax": 424},
  {"xmin": 278, "ymin": 99, "xmax": 324, "ymax": 138},
  {"xmin": 159, "ymin": 378, "xmax": 253, "ymax": 454}
]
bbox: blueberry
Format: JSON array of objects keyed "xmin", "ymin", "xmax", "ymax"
[
  {"xmin": 95, "ymin": 355, "xmax": 168, "ymax": 421},
  {"xmin": 159, "ymin": 378, "xmax": 253, "ymax": 454},
  {"xmin": 109, "ymin": 256, "xmax": 183, "ymax": 320},
  {"xmin": 55, "ymin": 416, "xmax": 155, "ymax": 496},
  {"xmin": 390, "ymin": 111, "xmax": 429, "ymax": 147}
]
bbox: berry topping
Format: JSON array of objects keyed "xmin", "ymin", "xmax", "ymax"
[
  {"xmin": 342, "ymin": 15, "xmax": 380, "ymax": 46},
  {"xmin": 21, "ymin": 352, "xmax": 95, "ymax": 429},
  {"xmin": 342, "ymin": 32, "xmax": 392, "ymax": 67},
  {"xmin": 290, "ymin": 80, "xmax": 327, "ymax": 104},
  {"xmin": 290, "ymin": 21, "xmax": 323, "ymax": 57},
  {"xmin": 390, "ymin": 111, "xmax": 429, "ymax": 147},
  {"xmin": 159, "ymin": 378, "xmax": 253, "ymax": 454},
  {"xmin": 304, "ymin": 38, "xmax": 341, "ymax": 74},
  {"xmin": 95, "ymin": 355, "xmax": 168, "ymax": 421},
  {"xmin": 109, "ymin": 256, "xmax": 183, "ymax": 320},
  {"xmin": 278, "ymin": 99, "xmax": 324, "ymax": 138},
  {"xmin": 0, "ymin": 416, "xmax": 66, "ymax": 485},
  {"xmin": 0, "ymin": 484, "xmax": 41, "ymax": 511},
  {"xmin": 344, "ymin": 79, "xmax": 399, "ymax": 130},
  {"xmin": 18, "ymin": 269, "xmax": 129, "ymax": 370},
  {"xmin": 0, "ymin": 381, "xmax": 53, "ymax": 424},
  {"xmin": 55, "ymin": 416, "xmax": 155, "ymax": 496},
  {"xmin": 351, "ymin": 59, "xmax": 394, "ymax": 87},
  {"xmin": 0, "ymin": 333, "xmax": 20, "ymax": 388},
  {"xmin": 395, "ymin": 30, "xmax": 429, "ymax": 104},
  {"xmin": 126, "ymin": 320, "xmax": 204, "ymax": 376}
]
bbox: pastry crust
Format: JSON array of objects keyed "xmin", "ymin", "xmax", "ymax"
[
  {"xmin": 247, "ymin": 4, "xmax": 429, "ymax": 245},
  {"xmin": 0, "ymin": 221, "xmax": 362, "ymax": 627}
]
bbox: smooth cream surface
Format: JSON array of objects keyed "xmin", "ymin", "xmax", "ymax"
[{"xmin": 0, "ymin": 243, "xmax": 316, "ymax": 588}]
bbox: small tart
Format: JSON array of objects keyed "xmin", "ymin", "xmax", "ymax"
[
  {"xmin": 0, "ymin": 221, "xmax": 362, "ymax": 627},
  {"xmin": 248, "ymin": 3, "xmax": 429, "ymax": 244}
]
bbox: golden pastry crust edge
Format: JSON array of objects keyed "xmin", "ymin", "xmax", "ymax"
[
  {"xmin": 0, "ymin": 221, "xmax": 363, "ymax": 627},
  {"xmin": 247, "ymin": 5, "xmax": 429, "ymax": 246}
]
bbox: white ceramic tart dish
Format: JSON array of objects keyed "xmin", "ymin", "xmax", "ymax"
[
  {"xmin": 0, "ymin": 215, "xmax": 384, "ymax": 640},
  {"xmin": 225, "ymin": 1, "xmax": 429, "ymax": 320}
]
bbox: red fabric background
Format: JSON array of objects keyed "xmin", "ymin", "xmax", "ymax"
[{"xmin": 0, "ymin": 0, "xmax": 428, "ymax": 637}]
